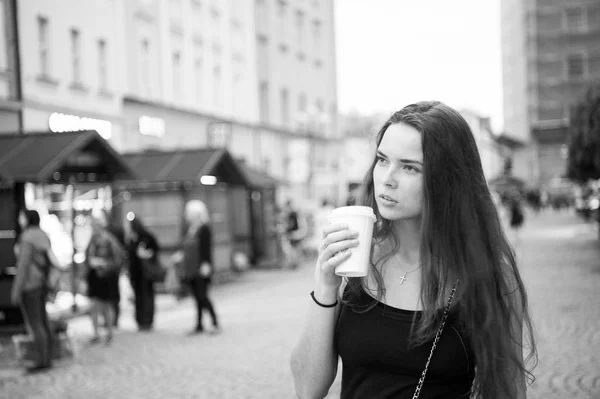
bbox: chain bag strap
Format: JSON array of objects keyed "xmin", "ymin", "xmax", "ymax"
[{"xmin": 412, "ymin": 279, "xmax": 459, "ymax": 399}]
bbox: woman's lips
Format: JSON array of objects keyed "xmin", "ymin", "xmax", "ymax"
[{"xmin": 379, "ymin": 194, "xmax": 397, "ymax": 203}]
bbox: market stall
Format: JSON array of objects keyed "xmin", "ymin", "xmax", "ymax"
[{"xmin": 0, "ymin": 130, "xmax": 136, "ymax": 328}]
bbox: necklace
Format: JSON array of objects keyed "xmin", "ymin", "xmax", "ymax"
[{"xmin": 398, "ymin": 264, "xmax": 421, "ymax": 284}]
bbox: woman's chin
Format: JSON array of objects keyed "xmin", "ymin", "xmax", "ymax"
[{"xmin": 377, "ymin": 205, "xmax": 402, "ymax": 221}]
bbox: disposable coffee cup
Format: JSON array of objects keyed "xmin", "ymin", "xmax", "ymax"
[{"xmin": 328, "ymin": 206, "xmax": 376, "ymax": 277}]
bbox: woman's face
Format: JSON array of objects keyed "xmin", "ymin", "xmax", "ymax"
[
  {"xmin": 373, "ymin": 123, "xmax": 424, "ymax": 222},
  {"xmin": 18, "ymin": 212, "xmax": 27, "ymax": 229}
]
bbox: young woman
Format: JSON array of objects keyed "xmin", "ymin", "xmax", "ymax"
[
  {"xmin": 85, "ymin": 214, "xmax": 124, "ymax": 345},
  {"xmin": 181, "ymin": 200, "xmax": 220, "ymax": 335},
  {"xmin": 125, "ymin": 214, "xmax": 160, "ymax": 331},
  {"xmin": 291, "ymin": 101, "xmax": 537, "ymax": 399},
  {"xmin": 11, "ymin": 209, "xmax": 59, "ymax": 373}
]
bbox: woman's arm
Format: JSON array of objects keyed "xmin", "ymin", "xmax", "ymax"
[
  {"xmin": 290, "ymin": 221, "xmax": 358, "ymax": 399},
  {"xmin": 290, "ymin": 285, "xmax": 341, "ymax": 399},
  {"xmin": 11, "ymin": 241, "xmax": 34, "ymax": 303}
]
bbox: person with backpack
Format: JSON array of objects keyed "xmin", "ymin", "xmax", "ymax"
[
  {"xmin": 85, "ymin": 213, "xmax": 125, "ymax": 345},
  {"xmin": 11, "ymin": 209, "xmax": 60, "ymax": 374}
]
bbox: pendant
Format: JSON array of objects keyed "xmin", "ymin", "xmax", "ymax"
[{"xmin": 399, "ymin": 273, "xmax": 407, "ymax": 284}]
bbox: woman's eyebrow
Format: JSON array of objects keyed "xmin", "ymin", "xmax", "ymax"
[{"xmin": 376, "ymin": 150, "xmax": 423, "ymax": 166}]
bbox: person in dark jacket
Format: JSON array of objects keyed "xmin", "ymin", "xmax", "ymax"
[
  {"xmin": 125, "ymin": 213, "xmax": 159, "ymax": 331},
  {"xmin": 181, "ymin": 200, "xmax": 220, "ymax": 335},
  {"xmin": 11, "ymin": 209, "xmax": 59, "ymax": 373}
]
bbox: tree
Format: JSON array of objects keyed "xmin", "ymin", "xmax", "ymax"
[{"xmin": 567, "ymin": 84, "xmax": 600, "ymax": 182}]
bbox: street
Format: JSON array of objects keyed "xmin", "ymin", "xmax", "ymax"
[{"xmin": 1, "ymin": 210, "xmax": 599, "ymax": 399}]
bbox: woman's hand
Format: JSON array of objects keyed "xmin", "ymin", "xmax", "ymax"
[
  {"xmin": 315, "ymin": 223, "xmax": 359, "ymax": 290},
  {"xmin": 11, "ymin": 289, "xmax": 20, "ymax": 305},
  {"xmin": 199, "ymin": 262, "xmax": 211, "ymax": 277},
  {"xmin": 136, "ymin": 245, "xmax": 154, "ymax": 260}
]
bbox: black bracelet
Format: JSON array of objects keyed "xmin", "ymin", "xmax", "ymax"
[{"xmin": 310, "ymin": 291, "xmax": 338, "ymax": 308}]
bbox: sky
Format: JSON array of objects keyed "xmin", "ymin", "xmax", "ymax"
[{"xmin": 334, "ymin": 0, "xmax": 504, "ymax": 131}]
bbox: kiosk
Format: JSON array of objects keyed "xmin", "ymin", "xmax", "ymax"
[{"xmin": 0, "ymin": 130, "xmax": 136, "ymax": 328}]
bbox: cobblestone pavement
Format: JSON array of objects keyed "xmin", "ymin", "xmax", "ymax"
[{"xmin": 0, "ymin": 210, "xmax": 599, "ymax": 399}]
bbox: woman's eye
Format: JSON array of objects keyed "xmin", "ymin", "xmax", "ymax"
[
  {"xmin": 376, "ymin": 156, "xmax": 388, "ymax": 165},
  {"xmin": 402, "ymin": 165, "xmax": 419, "ymax": 173}
]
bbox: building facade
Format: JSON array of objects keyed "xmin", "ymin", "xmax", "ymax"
[
  {"xmin": 460, "ymin": 109, "xmax": 506, "ymax": 181},
  {"xmin": 0, "ymin": 0, "xmax": 21, "ymax": 134},
  {"xmin": 12, "ymin": 0, "xmax": 340, "ymax": 207},
  {"xmin": 119, "ymin": 0, "xmax": 261, "ymax": 154},
  {"xmin": 501, "ymin": 0, "xmax": 600, "ymax": 185},
  {"xmin": 254, "ymin": 0, "xmax": 339, "ymax": 205},
  {"xmin": 17, "ymin": 0, "xmax": 125, "ymax": 146},
  {"xmin": 118, "ymin": 0, "xmax": 340, "ymax": 206}
]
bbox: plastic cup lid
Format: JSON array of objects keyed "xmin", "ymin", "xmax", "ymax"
[{"xmin": 330, "ymin": 206, "xmax": 376, "ymax": 221}]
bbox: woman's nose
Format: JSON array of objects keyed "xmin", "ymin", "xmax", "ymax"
[{"xmin": 383, "ymin": 166, "xmax": 398, "ymax": 188}]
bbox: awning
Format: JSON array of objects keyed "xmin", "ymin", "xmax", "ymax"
[
  {"xmin": 0, "ymin": 130, "xmax": 137, "ymax": 183},
  {"xmin": 241, "ymin": 165, "xmax": 283, "ymax": 189},
  {"xmin": 121, "ymin": 148, "xmax": 251, "ymax": 187}
]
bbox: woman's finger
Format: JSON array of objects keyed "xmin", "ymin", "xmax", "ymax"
[
  {"xmin": 321, "ymin": 223, "xmax": 349, "ymax": 238},
  {"xmin": 321, "ymin": 250, "xmax": 351, "ymax": 274},
  {"xmin": 322, "ymin": 239, "xmax": 358, "ymax": 261},
  {"xmin": 320, "ymin": 229, "xmax": 359, "ymax": 252}
]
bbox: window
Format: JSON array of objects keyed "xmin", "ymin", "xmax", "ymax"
[
  {"xmin": 280, "ymin": 88, "xmax": 290, "ymax": 126},
  {"xmin": 312, "ymin": 19, "xmax": 322, "ymax": 58},
  {"xmin": 567, "ymin": 54, "xmax": 585, "ymax": 78},
  {"xmin": 277, "ymin": 0, "xmax": 287, "ymax": 43},
  {"xmin": 315, "ymin": 98, "xmax": 325, "ymax": 132},
  {"xmin": 98, "ymin": 39, "xmax": 107, "ymax": 90},
  {"xmin": 194, "ymin": 58, "xmax": 203, "ymax": 104},
  {"xmin": 194, "ymin": 43, "xmax": 203, "ymax": 104},
  {"xmin": 213, "ymin": 65, "xmax": 222, "ymax": 110},
  {"xmin": 140, "ymin": 39, "xmax": 151, "ymax": 96},
  {"xmin": 259, "ymin": 81, "xmax": 269, "ymax": 123},
  {"xmin": 169, "ymin": 0, "xmax": 182, "ymax": 25},
  {"xmin": 172, "ymin": 51, "xmax": 182, "ymax": 99},
  {"xmin": 70, "ymin": 29, "xmax": 81, "ymax": 83},
  {"xmin": 565, "ymin": 7, "xmax": 586, "ymax": 31},
  {"xmin": 37, "ymin": 16, "xmax": 49, "ymax": 76},
  {"xmin": 296, "ymin": 10, "xmax": 305, "ymax": 51},
  {"xmin": 0, "ymin": 1, "xmax": 7, "ymax": 70},
  {"xmin": 298, "ymin": 93, "xmax": 307, "ymax": 113}
]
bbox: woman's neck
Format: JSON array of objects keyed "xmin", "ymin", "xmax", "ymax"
[{"xmin": 391, "ymin": 219, "xmax": 421, "ymax": 265}]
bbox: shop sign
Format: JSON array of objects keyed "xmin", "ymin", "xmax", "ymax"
[
  {"xmin": 48, "ymin": 112, "xmax": 112, "ymax": 140},
  {"xmin": 0, "ymin": 230, "xmax": 16, "ymax": 239},
  {"xmin": 139, "ymin": 116, "xmax": 166, "ymax": 137}
]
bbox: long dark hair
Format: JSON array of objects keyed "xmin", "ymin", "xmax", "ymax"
[
  {"xmin": 345, "ymin": 101, "xmax": 537, "ymax": 398},
  {"xmin": 21, "ymin": 209, "xmax": 41, "ymax": 227}
]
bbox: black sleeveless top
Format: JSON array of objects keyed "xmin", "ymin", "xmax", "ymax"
[{"xmin": 334, "ymin": 289, "xmax": 475, "ymax": 399}]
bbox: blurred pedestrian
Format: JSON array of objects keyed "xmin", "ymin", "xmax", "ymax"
[
  {"xmin": 105, "ymin": 211, "xmax": 126, "ymax": 329},
  {"xmin": 11, "ymin": 209, "xmax": 59, "ymax": 374},
  {"xmin": 509, "ymin": 195, "xmax": 525, "ymax": 246},
  {"xmin": 283, "ymin": 199, "xmax": 306, "ymax": 269},
  {"xmin": 291, "ymin": 101, "xmax": 537, "ymax": 398},
  {"xmin": 181, "ymin": 200, "xmax": 220, "ymax": 335},
  {"xmin": 85, "ymin": 213, "xmax": 125, "ymax": 345},
  {"xmin": 125, "ymin": 213, "xmax": 159, "ymax": 332}
]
